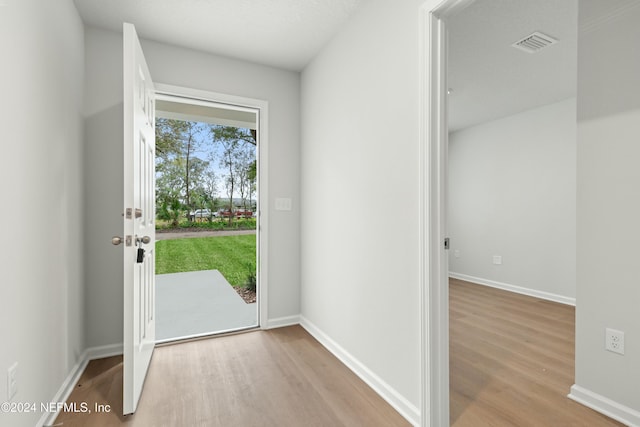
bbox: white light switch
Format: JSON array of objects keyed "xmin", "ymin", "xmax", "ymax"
[{"xmin": 275, "ymin": 198, "xmax": 292, "ymax": 211}]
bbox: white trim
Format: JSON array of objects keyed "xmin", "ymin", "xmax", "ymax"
[
  {"xmin": 418, "ymin": 6, "xmax": 430, "ymax": 427},
  {"xmin": 419, "ymin": 1, "xmax": 459, "ymax": 425},
  {"xmin": 85, "ymin": 342, "xmax": 124, "ymax": 360},
  {"xmin": 155, "ymin": 326, "xmax": 260, "ymax": 344},
  {"xmin": 38, "ymin": 355, "xmax": 89, "ymax": 427},
  {"xmin": 420, "ymin": 1, "xmax": 483, "ymax": 426},
  {"xmin": 449, "ymin": 272, "xmax": 576, "ymax": 306},
  {"xmin": 569, "ymin": 384, "xmax": 640, "ymax": 427},
  {"xmin": 153, "ymin": 83, "xmax": 270, "ymax": 330},
  {"xmin": 264, "ymin": 315, "xmax": 300, "ymax": 329},
  {"xmin": 299, "ymin": 316, "xmax": 420, "ymax": 426},
  {"xmin": 38, "ymin": 344, "xmax": 124, "ymax": 427}
]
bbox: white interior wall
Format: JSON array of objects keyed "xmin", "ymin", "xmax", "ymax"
[
  {"xmin": 0, "ymin": 1, "xmax": 85, "ymax": 426},
  {"xmin": 573, "ymin": 2, "xmax": 640, "ymax": 421},
  {"xmin": 84, "ymin": 26, "xmax": 301, "ymax": 348},
  {"xmin": 448, "ymin": 98, "xmax": 576, "ymax": 302},
  {"xmin": 300, "ymin": 0, "xmax": 423, "ymax": 423}
]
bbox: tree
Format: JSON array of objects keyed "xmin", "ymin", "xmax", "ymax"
[
  {"xmin": 247, "ymin": 159, "xmax": 257, "ymax": 210},
  {"xmin": 156, "ymin": 198, "xmax": 182, "ymax": 227},
  {"xmin": 234, "ymin": 148, "xmax": 253, "ymax": 212},
  {"xmin": 156, "ymin": 120, "xmax": 258, "ymax": 227},
  {"xmin": 155, "ymin": 119, "xmax": 209, "ymax": 220},
  {"xmin": 211, "ymin": 126, "xmax": 257, "ymax": 147},
  {"xmin": 219, "ymin": 137, "xmax": 240, "ymax": 225},
  {"xmin": 202, "ymin": 151, "xmax": 218, "ymax": 208},
  {"xmin": 155, "ymin": 118, "xmax": 186, "ymax": 159},
  {"xmin": 179, "ymin": 121, "xmax": 205, "ymax": 209},
  {"xmin": 210, "ymin": 124, "xmax": 257, "ymax": 224}
]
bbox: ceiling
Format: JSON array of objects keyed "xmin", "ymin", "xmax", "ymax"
[
  {"xmin": 74, "ymin": 0, "xmax": 637, "ymax": 132},
  {"xmin": 156, "ymin": 98, "xmax": 257, "ymax": 130},
  {"xmin": 73, "ymin": 0, "xmax": 367, "ymax": 71},
  {"xmin": 447, "ymin": 0, "xmax": 577, "ymax": 132},
  {"xmin": 447, "ymin": 0, "xmax": 640, "ymax": 132}
]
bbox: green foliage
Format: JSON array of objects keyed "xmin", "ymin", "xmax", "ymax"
[
  {"xmin": 247, "ymin": 160, "xmax": 257, "ymax": 182},
  {"xmin": 155, "ymin": 235, "xmax": 256, "ymax": 287},
  {"xmin": 209, "ymin": 124, "xmax": 257, "ymax": 224},
  {"xmin": 155, "ymin": 217, "xmax": 256, "ymax": 231},
  {"xmin": 177, "ymin": 220, "xmax": 225, "ymax": 230},
  {"xmin": 155, "ymin": 118, "xmax": 212, "ymax": 211},
  {"xmin": 157, "ymin": 198, "xmax": 184, "ymax": 227},
  {"xmin": 156, "ymin": 118, "xmax": 187, "ymax": 158},
  {"xmin": 210, "ymin": 126, "xmax": 256, "ymax": 146},
  {"xmin": 156, "ymin": 119, "xmax": 257, "ymax": 228},
  {"xmin": 244, "ymin": 270, "xmax": 257, "ymax": 292}
]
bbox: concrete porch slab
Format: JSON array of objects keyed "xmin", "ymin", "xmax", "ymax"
[{"xmin": 155, "ymin": 270, "xmax": 257, "ymax": 342}]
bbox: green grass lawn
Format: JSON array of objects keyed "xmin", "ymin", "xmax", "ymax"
[{"xmin": 155, "ymin": 235, "xmax": 256, "ymax": 287}]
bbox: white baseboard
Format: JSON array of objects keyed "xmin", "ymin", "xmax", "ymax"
[
  {"xmin": 85, "ymin": 342, "xmax": 124, "ymax": 360},
  {"xmin": 264, "ymin": 314, "xmax": 300, "ymax": 329},
  {"xmin": 38, "ymin": 343, "xmax": 123, "ymax": 427},
  {"xmin": 569, "ymin": 384, "xmax": 640, "ymax": 426},
  {"xmin": 299, "ymin": 316, "xmax": 420, "ymax": 426},
  {"xmin": 449, "ymin": 272, "xmax": 576, "ymax": 306},
  {"xmin": 38, "ymin": 352, "xmax": 89, "ymax": 427}
]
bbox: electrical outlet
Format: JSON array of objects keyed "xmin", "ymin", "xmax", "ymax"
[
  {"xmin": 605, "ymin": 328, "xmax": 625, "ymax": 355},
  {"xmin": 493, "ymin": 255, "xmax": 502, "ymax": 265},
  {"xmin": 7, "ymin": 362, "xmax": 18, "ymax": 400}
]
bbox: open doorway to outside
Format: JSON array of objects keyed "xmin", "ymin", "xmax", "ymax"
[{"xmin": 153, "ymin": 94, "xmax": 260, "ymax": 343}]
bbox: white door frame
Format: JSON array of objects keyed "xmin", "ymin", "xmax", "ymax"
[
  {"xmin": 154, "ymin": 83, "xmax": 269, "ymax": 329},
  {"xmin": 419, "ymin": 1, "xmax": 475, "ymax": 426}
]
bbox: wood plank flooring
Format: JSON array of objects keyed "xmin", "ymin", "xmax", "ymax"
[
  {"xmin": 450, "ymin": 278, "xmax": 623, "ymax": 427},
  {"xmin": 54, "ymin": 326, "xmax": 409, "ymax": 427},
  {"xmin": 55, "ymin": 280, "xmax": 623, "ymax": 427}
]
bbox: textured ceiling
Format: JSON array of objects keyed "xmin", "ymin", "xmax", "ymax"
[{"xmin": 73, "ymin": 0, "xmax": 367, "ymax": 71}]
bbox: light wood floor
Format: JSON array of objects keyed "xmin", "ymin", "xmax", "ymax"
[
  {"xmin": 450, "ymin": 278, "xmax": 623, "ymax": 426},
  {"xmin": 55, "ymin": 280, "xmax": 623, "ymax": 427},
  {"xmin": 54, "ymin": 326, "xmax": 410, "ymax": 427}
]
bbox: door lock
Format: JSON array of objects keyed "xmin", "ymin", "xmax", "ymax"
[{"xmin": 135, "ymin": 235, "xmax": 150, "ymax": 264}]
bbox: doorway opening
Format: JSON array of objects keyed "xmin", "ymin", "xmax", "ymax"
[
  {"xmin": 153, "ymin": 93, "xmax": 261, "ymax": 343},
  {"xmin": 420, "ymin": 0, "xmax": 578, "ymax": 425}
]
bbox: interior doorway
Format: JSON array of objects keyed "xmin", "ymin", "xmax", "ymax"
[
  {"xmin": 153, "ymin": 90, "xmax": 265, "ymax": 343},
  {"xmin": 419, "ymin": 0, "xmax": 578, "ymax": 425},
  {"xmin": 425, "ymin": 0, "xmax": 578, "ymax": 425}
]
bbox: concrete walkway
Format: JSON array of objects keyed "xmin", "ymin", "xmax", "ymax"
[
  {"xmin": 155, "ymin": 270, "xmax": 257, "ymax": 342},
  {"xmin": 156, "ymin": 229, "xmax": 256, "ymax": 241}
]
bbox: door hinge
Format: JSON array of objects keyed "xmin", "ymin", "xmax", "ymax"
[
  {"xmin": 444, "ymin": 237, "xmax": 450, "ymax": 250},
  {"xmin": 125, "ymin": 208, "xmax": 132, "ymax": 219}
]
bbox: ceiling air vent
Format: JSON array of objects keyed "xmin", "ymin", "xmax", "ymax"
[{"xmin": 511, "ymin": 31, "xmax": 558, "ymax": 53}]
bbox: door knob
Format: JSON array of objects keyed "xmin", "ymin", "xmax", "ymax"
[{"xmin": 136, "ymin": 235, "xmax": 151, "ymax": 245}]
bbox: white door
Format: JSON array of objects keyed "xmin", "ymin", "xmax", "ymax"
[{"xmin": 123, "ymin": 22, "xmax": 156, "ymax": 415}]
